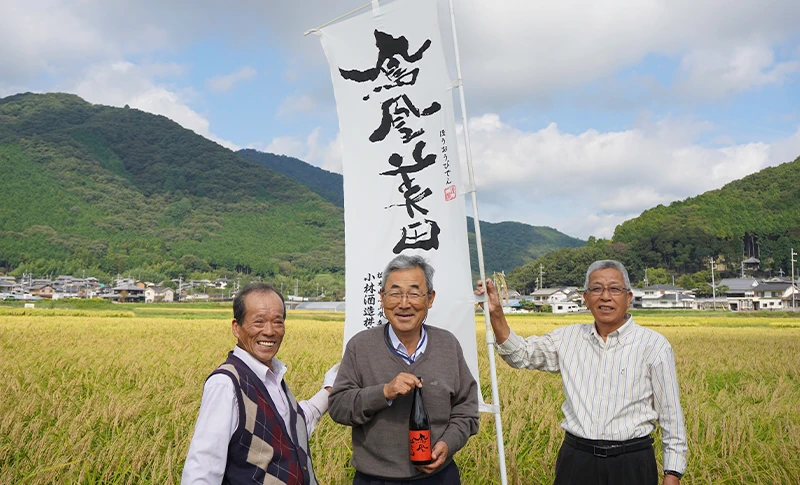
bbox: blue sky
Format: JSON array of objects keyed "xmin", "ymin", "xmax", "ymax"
[{"xmin": 2, "ymin": 0, "xmax": 799, "ymax": 239}]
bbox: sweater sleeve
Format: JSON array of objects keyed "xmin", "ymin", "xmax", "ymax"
[
  {"xmin": 437, "ymin": 339, "xmax": 480, "ymax": 456},
  {"xmin": 328, "ymin": 338, "xmax": 391, "ymax": 426}
]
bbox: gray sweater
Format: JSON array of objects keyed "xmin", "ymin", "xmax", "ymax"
[{"xmin": 328, "ymin": 324, "xmax": 479, "ymax": 480}]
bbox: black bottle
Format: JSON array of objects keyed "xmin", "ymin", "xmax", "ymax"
[{"xmin": 409, "ymin": 381, "xmax": 432, "ymax": 465}]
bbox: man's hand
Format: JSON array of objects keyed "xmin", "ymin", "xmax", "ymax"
[
  {"xmin": 322, "ymin": 363, "xmax": 340, "ymax": 391},
  {"xmin": 475, "ymin": 279, "xmax": 510, "ymax": 344},
  {"xmin": 416, "ymin": 441, "xmax": 449, "ymax": 474},
  {"xmin": 383, "ymin": 373, "xmax": 421, "ymax": 400},
  {"xmin": 663, "ymin": 474, "xmax": 680, "ymax": 485}
]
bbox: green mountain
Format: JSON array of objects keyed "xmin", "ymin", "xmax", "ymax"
[
  {"xmin": 506, "ymin": 155, "xmax": 800, "ymax": 292},
  {"xmin": 466, "ymin": 218, "xmax": 584, "ymax": 275},
  {"xmin": 238, "ymin": 149, "xmax": 344, "ymax": 207},
  {"xmin": 235, "ymin": 149, "xmax": 585, "ymax": 275},
  {"xmin": 613, "ymin": 156, "xmax": 800, "ymax": 276},
  {"xmin": 0, "ymin": 93, "xmax": 344, "ymax": 288}
]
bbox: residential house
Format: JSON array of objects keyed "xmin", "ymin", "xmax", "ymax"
[
  {"xmin": 145, "ymin": 287, "xmax": 175, "ymax": 303},
  {"xmin": 108, "ymin": 284, "xmax": 145, "ymax": 302},
  {"xmin": 720, "ymin": 277, "xmax": 758, "ymax": 311},
  {"xmin": 531, "ymin": 287, "xmax": 580, "ymax": 304},
  {"xmin": 29, "ymin": 284, "xmax": 55, "ymax": 299},
  {"xmin": 640, "ymin": 285, "xmax": 695, "ymax": 309},
  {"xmin": 641, "ymin": 293, "xmax": 696, "ymax": 309},
  {"xmin": 752, "ymin": 281, "xmax": 793, "ymax": 311},
  {"xmin": 781, "ymin": 285, "xmax": 800, "ymax": 310},
  {"xmin": 630, "ymin": 288, "xmax": 645, "ymax": 309}
]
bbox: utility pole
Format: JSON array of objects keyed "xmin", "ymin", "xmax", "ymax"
[
  {"xmin": 792, "ymin": 248, "xmax": 797, "ymax": 311},
  {"xmin": 539, "ymin": 264, "xmax": 544, "ymax": 290},
  {"xmin": 644, "ymin": 267, "xmax": 649, "ymax": 287},
  {"xmin": 710, "ymin": 258, "xmax": 717, "ymax": 310},
  {"xmin": 673, "ymin": 274, "xmax": 678, "ymax": 303}
]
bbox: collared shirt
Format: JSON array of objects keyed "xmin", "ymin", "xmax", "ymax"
[
  {"xmin": 497, "ymin": 316, "xmax": 687, "ymax": 474},
  {"xmin": 387, "ymin": 324, "xmax": 428, "ymax": 364},
  {"xmin": 181, "ymin": 346, "xmax": 329, "ymax": 484}
]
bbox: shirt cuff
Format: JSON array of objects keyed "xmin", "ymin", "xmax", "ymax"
[
  {"xmin": 306, "ymin": 388, "xmax": 330, "ymax": 416},
  {"xmin": 496, "ymin": 330, "xmax": 523, "ymax": 355},
  {"xmin": 663, "ymin": 451, "xmax": 687, "ymax": 475}
]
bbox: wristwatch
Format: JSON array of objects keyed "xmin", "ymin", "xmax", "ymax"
[{"xmin": 664, "ymin": 470, "xmax": 683, "ymax": 479}]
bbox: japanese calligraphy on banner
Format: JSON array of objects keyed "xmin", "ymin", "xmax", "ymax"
[{"xmin": 318, "ymin": 0, "xmax": 479, "ymax": 384}]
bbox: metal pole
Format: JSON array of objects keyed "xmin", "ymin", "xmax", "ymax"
[
  {"xmin": 792, "ymin": 248, "xmax": 797, "ymax": 311},
  {"xmin": 446, "ymin": 1, "xmax": 507, "ymax": 483},
  {"xmin": 710, "ymin": 258, "xmax": 716, "ymax": 310}
]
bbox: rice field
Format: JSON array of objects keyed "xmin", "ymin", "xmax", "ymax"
[{"xmin": 1, "ymin": 308, "xmax": 798, "ymax": 484}]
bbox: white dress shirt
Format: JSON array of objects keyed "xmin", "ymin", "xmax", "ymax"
[
  {"xmin": 387, "ymin": 324, "xmax": 428, "ymax": 363},
  {"xmin": 385, "ymin": 325, "xmax": 428, "ymax": 406},
  {"xmin": 497, "ymin": 316, "xmax": 687, "ymax": 474},
  {"xmin": 181, "ymin": 346, "xmax": 330, "ymax": 484}
]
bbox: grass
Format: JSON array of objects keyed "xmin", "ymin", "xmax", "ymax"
[{"xmin": 1, "ymin": 310, "xmax": 799, "ymax": 484}]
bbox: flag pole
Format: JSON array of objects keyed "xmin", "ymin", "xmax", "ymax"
[{"xmin": 446, "ymin": 1, "xmax": 508, "ymax": 484}]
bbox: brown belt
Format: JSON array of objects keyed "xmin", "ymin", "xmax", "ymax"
[{"xmin": 564, "ymin": 432, "xmax": 654, "ymax": 458}]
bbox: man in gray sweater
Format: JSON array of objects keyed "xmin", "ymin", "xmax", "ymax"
[{"xmin": 329, "ymin": 254, "xmax": 479, "ymax": 484}]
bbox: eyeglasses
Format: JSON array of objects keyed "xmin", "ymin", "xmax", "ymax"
[
  {"xmin": 382, "ymin": 291, "xmax": 429, "ymax": 303},
  {"xmin": 586, "ymin": 286, "xmax": 628, "ymax": 296}
]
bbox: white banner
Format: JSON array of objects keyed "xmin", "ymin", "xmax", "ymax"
[{"xmin": 318, "ymin": 0, "xmax": 480, "ymax": 385}]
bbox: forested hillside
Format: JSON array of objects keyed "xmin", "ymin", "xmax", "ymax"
[
  {"xmin": 236, "ymin": 148, "xmax": 585, "ymax": 275},
  {"xmin": 0, "ymin": 93, "xmax": 344, "ymax": 291},
  {"xmin": 507, "ymin": 155, "xmax": 800, "ymax": 292},
  {"xmin": 238, "ymin": 149, "xmax": 344, "ymax": 207},
  {"xmin": 466, "ymin": 218, "xmax": 584, "ymax": 275},
  {"xmin": 613, "ymin": 158, "xmax": 800, "ymax": 273}
]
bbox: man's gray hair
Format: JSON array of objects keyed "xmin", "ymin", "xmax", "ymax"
[
  {"xmin": 584, "ymin": 260, "xmax": 631, "ymax": 290},
  {"xmin": 381, "ymin": 254, "xmax": 435, "ymax": 292}
]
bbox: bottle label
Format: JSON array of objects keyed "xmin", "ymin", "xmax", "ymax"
[{"xmin": 409, "ymin": 430, "xmax": 432, "ymax": 462}]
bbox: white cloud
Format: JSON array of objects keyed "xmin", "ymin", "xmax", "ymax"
[
  {"xmin": 72, "ymin": 61, "xmax": 239, "ymax": 150},
  {"xmin": 261, "ymin": 128, "xmax": 343, "ymax": 173},
  {"xmin": 276, "ymin": 94, "xmax": 317, "ymax": 118},
  {"xmin": 207, "ymin": 66, "xmax": 257, "ymax": 93},
  {"xmin": 677, "ymin": 42, "xmax": 800, "ymax": 99},
  {"xmin": 459, "ymin": 114, "xmax": 797, "ymax": 238},
  {"xmin": 7, "ymin": 0, "xmax": 797, "ymax": 106}
]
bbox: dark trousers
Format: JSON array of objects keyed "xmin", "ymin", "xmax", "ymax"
[
  {"xmin": 353, "ymin": 461, "xmax": 460, "ymax": 485},
  {"xmin": 554, "ymin": 437, "xmax": 658, "ymax": 485}
]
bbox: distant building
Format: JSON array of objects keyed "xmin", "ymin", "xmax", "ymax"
[
  {"xmin": 640, "ymin": 285, "xmax": 695, "ymax": 309},
  {"xmin": 107, "ymin": 284, "xmax": 145, "ymax": 302},
  {"xmin": 294, "ymin": 301, "xmax": 346, "ymax": 312},
  {"xmin": 144, "ymin": 287, "xmax": 175, "ymax": 303},
  {"xmin": 641, "ymin": 293, "xmax": 696, "ymax": 309}
]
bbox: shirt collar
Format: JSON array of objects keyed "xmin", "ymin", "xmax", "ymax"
[
  {"xmin": 387, "ymin": 324, "xmax": 427, "ymax": 356},
  {"xmin": 586, "ymin": 315, "xmax": 635, "ymax": 341},
  {"xmin": 233, "ymin": 344, "xmax": 287, "ymax": 383},
  {"xmin": 615, "ymin": 315, "xmax": 635, "ymax": 339}
]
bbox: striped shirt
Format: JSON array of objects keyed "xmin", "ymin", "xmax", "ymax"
[{"xmin": 497, "ymin": 316, "xmax": 687, "ymax": 474}]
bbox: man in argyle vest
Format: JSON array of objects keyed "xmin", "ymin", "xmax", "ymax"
[{"xmin": 182, "ymin": 283, "xmax": 339, "ymax": 485}]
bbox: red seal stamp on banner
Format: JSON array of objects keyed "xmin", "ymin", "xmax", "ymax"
[{"xmin": 444, "ymin": 185, "xmax": 457, "ymax": 201}]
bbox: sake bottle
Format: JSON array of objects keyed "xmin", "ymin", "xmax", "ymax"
[{"xmin": 409, "ymin": 380, "xmax": 432, "ymax": 465}]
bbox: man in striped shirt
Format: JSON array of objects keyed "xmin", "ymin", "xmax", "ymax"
[{"xmin": 476, "ymin": 260, "xmax": 687, "ymax": 484}]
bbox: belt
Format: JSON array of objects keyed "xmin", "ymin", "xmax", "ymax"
[{"xmin": 564, "ymin": 432, "xmax": 653, "ymax": 458}]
